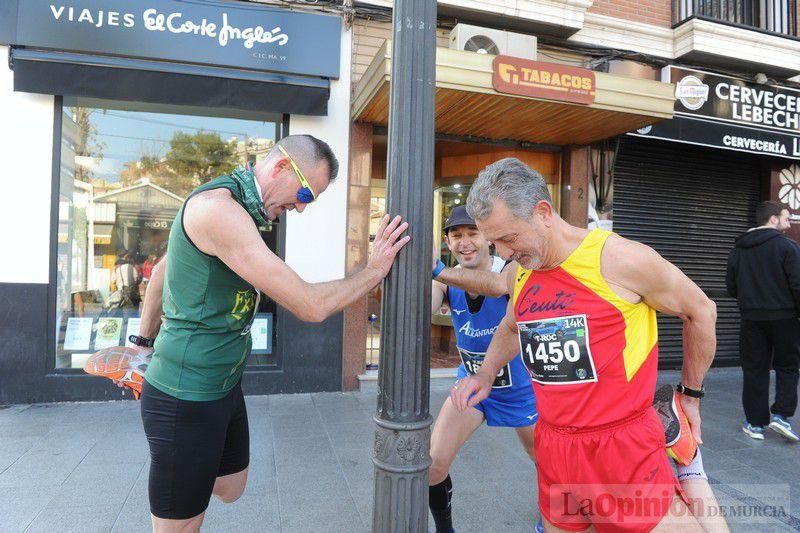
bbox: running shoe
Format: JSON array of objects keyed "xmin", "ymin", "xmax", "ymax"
[
  {"xmin": 742, "ymin": 423, "xmax": 765, "ymax": 440},
  {"xmin": 83, "ymin": 346, "xmax": 150, "ymax": 399},
  {"xmin": 768, "ymin": 415, "xmax": 800, "ymax": 442},
  {"xmin": 653, "ymin": 385, "xmax": 697, "ymax": 466}
]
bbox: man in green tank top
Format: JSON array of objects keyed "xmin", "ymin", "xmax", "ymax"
[{"xmin": 128, "ymin": 135, "xmax": 409, "ymax": 531}]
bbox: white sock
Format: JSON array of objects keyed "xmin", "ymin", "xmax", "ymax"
[{"xmin": 676, "ymin": 447, "xmax": 707, "ymax": 482}]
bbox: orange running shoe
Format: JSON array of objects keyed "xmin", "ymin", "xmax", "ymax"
[
  {"xmin": 653, "ymin": 384, "xmax": 697, "ymax": 466},
  {"xmin": 84, "ymin": 346, "xmax": 151, "ymax": 400}
]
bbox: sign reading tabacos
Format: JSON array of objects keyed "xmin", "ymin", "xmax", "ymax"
[{"xmin": 492, "ymin": 56, "xmax": 596, "ymax": 105}]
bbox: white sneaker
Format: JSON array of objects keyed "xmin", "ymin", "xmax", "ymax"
[
  {"xmin": 742, "ymin": 423, "xmax": 765, "ymax": 440},
  {"xmin": 769, "ymin": 415, "xmax": 800, "ymax": 442}
]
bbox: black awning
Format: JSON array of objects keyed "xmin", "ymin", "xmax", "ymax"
[{"xmin": 10, "ymin": 48, "xmax": 329, "ymax": 116}]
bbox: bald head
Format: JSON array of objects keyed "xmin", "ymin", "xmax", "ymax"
[{"xmin": 270, "ymin": 134, "xmax": 339, "ymax": 182}]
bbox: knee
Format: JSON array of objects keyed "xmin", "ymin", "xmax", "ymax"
[{"xmin": 429, "ymin": 454, "xmax": 451, "ymax": 486}]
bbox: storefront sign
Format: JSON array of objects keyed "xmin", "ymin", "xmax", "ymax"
[
  {"xmin": 631, "ymin": 115, "xmax": 800, "ymax": 160},
  {"xmin": 629, "ymin": 66, "xmax": 800, "ymax": 159},
  {"xmin": 492, "ymin": 56, "xmax": 596, "ymax": 105},
  {"xmin": 1, "ymin": 0, "xmax": 341, "ymax": 78},
  {"xmin": 668, "ymin": 67, "xmax": 800, "ymax": 133}
]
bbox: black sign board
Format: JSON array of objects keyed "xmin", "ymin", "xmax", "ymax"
[
  {"xmin": 630, "ymin": 116, "xmax": 800, "ymax": 160},
  {"xmin": 629, "ymin": 67, "xmax": 800, "ymax": 159},
  {"xmin": 0, "ymin": 0, "xmax": 341, "ymax": 79},
  {"xmin": 668, "ymin": 66, "xmax": 800, "ymax": 135}
]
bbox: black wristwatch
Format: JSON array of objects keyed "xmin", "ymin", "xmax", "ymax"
[
  {"xmin": 128, "ymin": 335, "xmax": 155, "ymax": 348},
  {"xmin": 676, "ymin": 383, "xmax": 705, "ymax": 399}
]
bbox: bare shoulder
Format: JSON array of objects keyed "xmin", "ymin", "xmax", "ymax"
[
  {"xmin": 602, "ymin": 233, "xmax": 662, "ymax": 275},
  {"xmin": 183, "ymin": 188, "xmax": 252, "ymax": 254},
  {"xmin": 601, "ymin": 233, "xmax": 668, "ymax": 301},
  {"xmin": 185, "ymin": 188, "xmax": 247, "ymax": 228}
]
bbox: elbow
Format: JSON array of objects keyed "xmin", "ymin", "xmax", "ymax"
[
  {"xmin": 705, "ymin": 297, "xmax": 717, "ymax": 323},
  {"xmin": 693, "ymin": 296, "xmax": 717, "ymax": 325},
  {"xmin": 489, "ymin": 280, "xmax": 509, "ymax": 299},
  {"xmin": 491, "ymin": 286, "xmax": 508, "ymax": 299},
  {"xmin": 291, "ymin": 301, "xmax": 327, "ymax": 323},
  {"xmin": 301, "ymin": 308, "xmax": 327, "ymax": 323},
  {"xmin": 292, "ymin": 290, "xmax": 328, "ymax": 323}
]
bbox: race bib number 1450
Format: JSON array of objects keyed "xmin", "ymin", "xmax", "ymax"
[{"xmin": 517, "ymin": 314, "xmax": 597, "ymax": 385}]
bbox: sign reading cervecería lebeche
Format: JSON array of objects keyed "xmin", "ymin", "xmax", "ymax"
[
  {"xmin": 5, "ymin": 0, "xmax": 341, "ymax": 79},
  {"xmin": 632, "ymin": 66, "xmax": 800, "ymax": 159}
]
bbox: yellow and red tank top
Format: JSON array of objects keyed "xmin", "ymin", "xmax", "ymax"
[{"xmin": 513, "ymin": 229, "xmax": 658, "ymax": 428}]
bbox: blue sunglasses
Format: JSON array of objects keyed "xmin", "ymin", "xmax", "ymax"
[{"xmin": 278, "ymin": 145, "xmax": 316, "ymax": 203}]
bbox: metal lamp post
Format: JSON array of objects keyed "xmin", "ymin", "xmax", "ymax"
[{"xmin": 371, "ymin": 0, "xmax": 437, "ymax": 531}]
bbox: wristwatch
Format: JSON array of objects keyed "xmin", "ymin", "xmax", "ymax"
[
  {"xmin": 128, "ymin": 335, "xmax": 155, "ymax": 348},
  {"xmin": 676, "ymin": 383, "xmax": 705, "ymax": 399}
]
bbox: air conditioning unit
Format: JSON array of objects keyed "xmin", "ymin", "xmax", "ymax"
[{"xmin": 448, "ymin": 24, "xmax": 537, "ymax": 60}]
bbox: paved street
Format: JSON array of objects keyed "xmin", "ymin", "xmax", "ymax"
[{"xmin": 1, "ymin": 367, "xmax": 799, "ymax": 532}]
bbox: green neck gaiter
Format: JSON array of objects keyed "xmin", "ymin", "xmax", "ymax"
[{"xmin": 228, "ymin": 166, "xmax": 269, "ymax": 228}]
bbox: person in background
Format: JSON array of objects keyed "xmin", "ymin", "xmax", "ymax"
[{"xmin": 726, "ymin": 200, "xmax": 800, "ymax": 442}]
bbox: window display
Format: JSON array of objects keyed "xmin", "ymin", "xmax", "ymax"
[{"xmin": 55, "ymin": 98, "xmax": 282, "ymax": 368}]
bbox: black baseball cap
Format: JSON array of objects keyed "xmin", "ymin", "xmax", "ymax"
[{"xmin": 443, "ymin": 205, "xmax": 476, "ymax": 233}]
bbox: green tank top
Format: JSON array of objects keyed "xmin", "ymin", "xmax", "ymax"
[{"xmin": 145, "ymin": 175, "xmax": 260, "ymax": 401}]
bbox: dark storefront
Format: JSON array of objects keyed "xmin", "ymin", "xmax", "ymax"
[
  {"xmin": 0, "ymin": 0, "xmax": 344, "ymax": 403},
  {"xmin": 615, "ymin": 66, "xmax": 800, "ymax": 366}
]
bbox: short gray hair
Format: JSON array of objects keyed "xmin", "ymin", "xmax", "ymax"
[{"xmin": 466, "ymin": 158, "xmax": 552, "ymax": 221}]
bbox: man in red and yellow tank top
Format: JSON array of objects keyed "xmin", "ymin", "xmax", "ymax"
[{"xmin": 451, "ymin": 158, "xmax": 717, "ymax": 532}]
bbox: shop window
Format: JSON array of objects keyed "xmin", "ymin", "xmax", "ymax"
[{"xmin": 54, "ymin": 97, "xmax": 283, "ymax": 369}]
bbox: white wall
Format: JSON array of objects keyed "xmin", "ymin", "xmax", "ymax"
[
  {"xmin": 0, "ymin": 45, "xmax": 55, "ymax": 284},
  {"xmin": 285, "ymin": 22, "xmax": 352, "ymax": 283}
]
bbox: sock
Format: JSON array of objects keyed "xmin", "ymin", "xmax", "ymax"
[
  {"xmin": 429, "ymin": 475, "xmax": 453, "ymax": 533},
  {"xmin": 676, "ymin": 447, "xmax": 707, "ymax": 482}
]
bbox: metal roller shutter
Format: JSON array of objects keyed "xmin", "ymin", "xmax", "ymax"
[{"xmin": 613, "ymin": 137, "xmax": 761, "ymax": 366}]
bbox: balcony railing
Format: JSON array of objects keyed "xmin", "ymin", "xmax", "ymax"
[{"xmin": 673, "ymin": 0, "xmax": 798, "ymax": 37}]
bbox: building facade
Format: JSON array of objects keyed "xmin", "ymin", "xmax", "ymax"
[
  {"xmin": 0, "ymin": 0, "xmax": 353, "ymax": 403},
  {"xmin": 341, "ymin": 0, "xmax": 800, "ymax": 388}
]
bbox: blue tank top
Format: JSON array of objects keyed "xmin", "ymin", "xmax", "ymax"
[{"xmin": 450, "ymin": 257, "xmax": 532, "ymax": 396}]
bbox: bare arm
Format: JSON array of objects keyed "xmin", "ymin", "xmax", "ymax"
[
  {"xmin": 451, "ymin": 267, "xmax": 521, "ymax": 410},
  {"xmin": 604, "ymin": 235, "xmax": 717, "ymax": 441},
  {"xmin": 431, "ymin": 280, "xmax": 447, "ymax": 314},
  {"xmin": 186, "ymin": 192, "xmax": 409, "ymax": 323},
  {"xmin": 138, "ymin": 257, "xmax": 165, "ymax": 338},
  {"xmin": 434, "ymin": 264, "xmax": 511, "ymax": 298}
]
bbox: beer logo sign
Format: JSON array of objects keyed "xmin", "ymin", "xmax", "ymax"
[
  {"xmin": 492, "ymin": 56, "xmax": 596, "ymax": 105},
  {"xmin": 675, "ymin": 75, "xmax": 710, "ymax": 110}
]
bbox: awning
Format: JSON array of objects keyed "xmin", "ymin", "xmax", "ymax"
[
  {"xmin": 11, "ymin": 48, "xmax": 330, "ymax": 116},
  {"xmin": 353, "ymin": 43, "xmax": 675, "ymax": 145}
]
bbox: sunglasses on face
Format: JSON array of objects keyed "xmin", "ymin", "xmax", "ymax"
[{"xmin": 278, "ymin": 145, "xmax": 316, "ymax": 204}]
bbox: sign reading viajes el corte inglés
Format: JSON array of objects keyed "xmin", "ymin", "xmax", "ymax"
[
  {"xmin": 492, "ymin": 56, "xmax": 596, "ymax": 105},
  {"xmin": 0, "ymin": 0, "xmax": 341, "ymax": 79},
  {"xmin": 631, "ymin": 66, "xmax": 800, "ymax": 159}
]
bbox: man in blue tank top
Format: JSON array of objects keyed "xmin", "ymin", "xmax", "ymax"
[{"xmin": 429, "ymin": 205, "xmax": 538, "ymax": 533}]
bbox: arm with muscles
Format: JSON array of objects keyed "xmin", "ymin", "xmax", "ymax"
[
  {"xmin": 434, "ymin": 264, "xmax": 511, "ymax": 298},
  {"xmin": 112, "ymin": 257, "xmax": 165, "ymax": 388},
  {"xmin": 138, "ymin": 257, "xmax": 165, "ymax": 340},
  {"xmin": 450, "ymin": 267, "xmax": 521, "ymax": 410},
  {"xmin": 606, "ymin": 237, "xmax": 717, "ymax": 443},
  {"xmin": 191, "ymin": 195, "xmax": 409, "ymax": 323}
]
